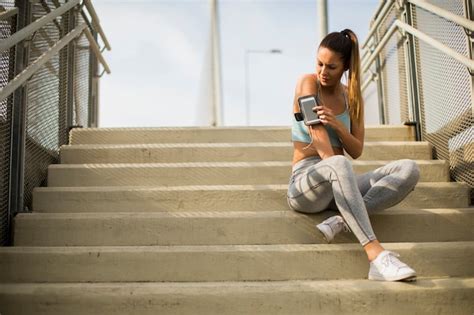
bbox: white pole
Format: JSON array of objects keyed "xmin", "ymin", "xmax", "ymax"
[
  {"xmin": 318, "ymin": 0, "xmax": 328, "ymax": 40},
  {"xmin": 210, "ymin": 0, "xmax": 223, "ymax": 126}
]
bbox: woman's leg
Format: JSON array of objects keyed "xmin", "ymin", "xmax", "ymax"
[
  {"xmin": 356, "ymin": 159, "xmax": 420, "ymax": 214},
  {"xmin": 287, "ymin": 155, "xmax": 417, "ymax": 281},
  {"xmin": 287, "ymin": 155, "xmax": 377, "ymax": 246}
]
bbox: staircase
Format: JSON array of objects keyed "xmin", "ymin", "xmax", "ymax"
[{"xmin": 0, "ymin": 125, "xmax": 473, "ymax": 314}]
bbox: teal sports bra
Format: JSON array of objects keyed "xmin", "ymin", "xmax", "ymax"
[{"xmin": 291, "ymin": 80, "xmax": 351, "ymax": 148}]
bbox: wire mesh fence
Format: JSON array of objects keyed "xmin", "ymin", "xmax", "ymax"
[
  {"xmin": 411, "ymin": 0, "xmax": 473, "ymax": 199},
  {"xmin": 23, "ymin": 0, "xmax": 69, "ymax": 213},
  {"xmin": 365, "ymin": 0, "xmax": 473, "ymax": 202},
  {"xmin": 0, "ymin": 0, "xmax": 98, "ymax": 245}
]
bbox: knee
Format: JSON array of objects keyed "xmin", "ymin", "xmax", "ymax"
[{"xmin": 400, "ymin": 159, "xmax": 420, "ymax": 186}]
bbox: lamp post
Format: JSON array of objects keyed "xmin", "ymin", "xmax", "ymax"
[{"xmin": 244, "ymin": 49, "xmax": 282, "ymax": 126}]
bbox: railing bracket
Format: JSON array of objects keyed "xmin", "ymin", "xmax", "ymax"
[
  {"xmin": 463, "ymin": 28, "xmax": 474, "ymax": 40},
  {"xmin": 23, "ymin": 30, "xmax": 38, "ymax": 48},
  {"xmin": 98, "ymin": 68, "xmax": 106, "ymax": 78},
  {"xmin": 467, "ymin": 67, "xmax": 474, "ymax": 76},
  {"xmin": 395, "ymin": 0, "xmax": 406, "ymax": 12},
  {"xmin": 68, "ymin": 125, "xmax": 83, "ymax": 133}
]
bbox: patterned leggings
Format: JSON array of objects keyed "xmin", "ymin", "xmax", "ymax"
[{"xmin": 286, "ymin": 155, "xmax": 420, "ymax": 245}]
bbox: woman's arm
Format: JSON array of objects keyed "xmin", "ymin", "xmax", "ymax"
[
  {"xmin": 334, "ymin": 102, "xmax": 365, "ymax": 159},
  {"xmin": 293, "ymin": 74, "xmax": 335, "ymax": 159}
]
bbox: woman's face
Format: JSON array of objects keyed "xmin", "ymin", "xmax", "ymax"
[{"xmin": 316, "ymin": 47, "xmax": 346, "ymax": 87}]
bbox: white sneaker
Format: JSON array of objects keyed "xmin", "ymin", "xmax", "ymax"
[
  {"xmin": 368, "ymin": 250, "xmax": 417, "ymax": 281},
  {"xmin": 316, "ymin": 215, "xmax": 351, "ymax": 243}
]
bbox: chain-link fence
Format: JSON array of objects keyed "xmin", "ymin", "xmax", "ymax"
[
  {"xmin": 0, "ymin": 0, "xmax": 99, "ymax": 245},
  {"xmin": 362, "ymin": 0, "xmax": 473, "ymax": 202}
]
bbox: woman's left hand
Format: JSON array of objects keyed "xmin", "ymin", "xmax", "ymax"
[{"xmin": 314, "ymin": 105, "xmax": 342, "ymax": 131}]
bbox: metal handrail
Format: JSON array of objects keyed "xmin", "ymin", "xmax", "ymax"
[
  {"xmin": 83, "ymin": 0, "xmax": 111, "ymax": 51},
  {"xmin": 0, "ymin": 7, "xmax": 18, "ymax": 21},
  {"xmin": 368, "ymin": 0, "xmax": 389, "ymax": 25},
  {"xmin": 0, "ymin": 0, "xmax": 111, "ymax": 98},
  {"xmin": 361, "ymin": 19, "xmax": 474, "ymax": 91},
  {"xmin": 0, "ymin": 0, "xmax": 80, "ymax": 52},
  {"xmin": 397, "ymin": 20, "xmax": 474, "ymax": 68},
  {"xmin": 408, "ymin": 0, "xmax": 474, "ymax": 32},
  {"xmin": 361, "ymin": 0, "xmax": 474, "ymax": 71},
  {"xmin": 361, "ymin": 22, "xmax": 398, "ymax": 75},
  {"xmin": 361, "ymin": 0, "xmax": 394, "ymax": 50},
  {"xmin": 0, "ymin": 23, "xmax": 87, "ymax": 102},
  {"xmin": 84, "ymin": 27, "xmax": 111, "ymax": 74}
]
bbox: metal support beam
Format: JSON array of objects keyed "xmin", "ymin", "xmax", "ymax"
[
  {"xmin": 8, "ymin": 0, "xmax": 30, "ymax": 245},
  {"xmin": 66, "ymin": 7, "xmax": 76, "ymax": 136},
  {"xmin": 88, "ymin": 27, "xmax": 99, "ymax": 128},
  {"xmin": 403, "ymin": 2, "xmax": 423, "ymax": 141},
  {"xmin": 210, "ymin": 0, "xmax": 223, "ymax": 126},
  {"xmin": 318, "ymin": 0, "xmax": 328, "ymax": 40},
  {"xmin": 464, "ymin": 0, "xmax": 474, "ymax": 119},
  {"xmin": 373, "ymin": 31, "xmax": 386, "ymax": 125}
]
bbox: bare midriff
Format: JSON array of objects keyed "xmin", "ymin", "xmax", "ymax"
[{"xmin": 292, "ymin": 141, "xmax": 344, "ymax": 166}]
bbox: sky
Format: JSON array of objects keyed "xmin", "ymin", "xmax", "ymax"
[{"xmin": 92, "ymin": 0, "xmax": 381, "ymax": 127}]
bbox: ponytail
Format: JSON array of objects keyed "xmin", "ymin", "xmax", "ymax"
[
  {"xmin": 342, "ymin": 29, "xmax": 363, "ymax": 122},
  {"xmin": 320, "ymin": 29, "xmax": 364, "ymax": 122}
]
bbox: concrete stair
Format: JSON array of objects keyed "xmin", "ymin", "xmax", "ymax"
[
  {"xmin": 59, "ymin": 141, "xmax": 433, "ymax": 163},
  {"xmin": 66, "ymin": 125, "xmax": 416, "ymax": 144},
  {"xmin": 11, "ymin": 209, "xmax": 474, "ymax": 246},
  {"xmin": 46, "ymin": 160, "xmax": 449, "ymax": 186},
  {"xmin": 0, "ymin": 125, "xmax": 473, "ymax": 314},
  {"xmin": 32, "ymin": 182, "xmax": 470, "ymax": 212},
  {"xmin": 1, "ymin": 278, "xmax": 472, "ymax": 315},
  {"xmin": 1, "ymin": 242, "xmax": 473, "ymax": 282}
]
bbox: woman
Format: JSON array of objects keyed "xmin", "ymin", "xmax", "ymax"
[{"xmin": 287, "ymin": 29, "xmax": 420, "ymax": 282}]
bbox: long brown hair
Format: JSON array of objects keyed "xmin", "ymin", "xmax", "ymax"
[{"xmin": 319, "ymin": 29, "xmax": 363, "ymax": 122}]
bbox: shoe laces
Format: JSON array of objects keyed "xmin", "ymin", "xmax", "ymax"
[
  {"xmin": 326, "ymin": 216, "xmax": 351, "ymax": 234},
  {"xmin": 381, "ymin": 251, "xmax": 406, "ymax": 269}
]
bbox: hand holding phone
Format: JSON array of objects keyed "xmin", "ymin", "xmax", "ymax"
[{"xmin": 297, "ymin": 95, "xmax": 321, "ymax": 126}]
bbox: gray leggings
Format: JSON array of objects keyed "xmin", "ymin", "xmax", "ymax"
[{"xmin": 286, "ymin": 155, "xmax": 420, "ymax": 246}]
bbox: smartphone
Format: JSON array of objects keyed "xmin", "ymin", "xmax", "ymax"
[{"xmin": 297, "ymin": 95, "xmax": 321, "ymax": 126}]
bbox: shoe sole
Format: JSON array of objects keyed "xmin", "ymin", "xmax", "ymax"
[{"xmin": 368, "ymin": 273, "xmax": 417, "ymax": 282}]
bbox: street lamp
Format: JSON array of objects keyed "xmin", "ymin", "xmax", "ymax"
[{"xmin": 244, "ymin": 49, "xmax": 282, "ymax": 126}]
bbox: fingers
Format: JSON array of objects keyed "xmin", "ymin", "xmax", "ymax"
[
  {"xmin": 312, "ymin": 105, "xmax": 334, "ymax": 125},
  {"xmin": 317, "ymin": 109, "xmax": 328, "ymax": 117}
]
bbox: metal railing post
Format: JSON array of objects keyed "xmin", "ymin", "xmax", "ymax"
[
  {"xmin": 465, "ymin": 0, "xmax": 474, "ymax": 204},
  {"xmin": 402, "ymin": 2, "xmax": 423, "ymax": 141},
  {"xmin": 7, "ymin": 0, "xmax": 30, "ymax": 244},
  {"xmin": 88, "ymin": 27, "xmax": 99, "ymax": 127},
  {"xmin": 373, "ymin": 31, "xmax": 386, "ymax": 124},
  {"xmin": 465, "ymin": 0, "xmax": 473, "ymax": 119},
  {"xmin": 66, "ymin": 7, "xmax": 76, "ymax": 133}
]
